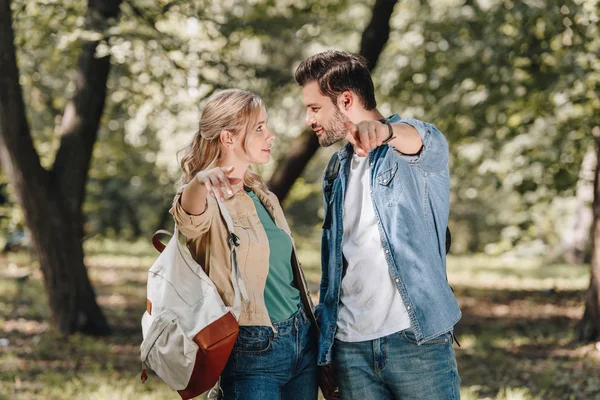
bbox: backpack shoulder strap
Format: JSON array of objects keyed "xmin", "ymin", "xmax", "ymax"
[
  {"xmin": 322, "ymin": 152, "xmax": 340, "ymax": 230},
  {"xmin": 324, "ymin": 151, "xmax": 340, "ymax": 184},
  {"xmin": 214, "ymin": 197, "xmax": 249, "ymax": 314}
]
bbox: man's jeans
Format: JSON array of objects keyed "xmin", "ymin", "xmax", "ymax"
[
  {"xmin": 222, "ymin": 304, "xmax": 318, "ymax": 400},
  {"xmin": 333, "ymin": 329, "xmax": 461, "ymax": 399}
]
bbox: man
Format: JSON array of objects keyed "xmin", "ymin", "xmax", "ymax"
[{"xmin": 295, "ymin": 50, "xmax": 461, "ymax": 400}]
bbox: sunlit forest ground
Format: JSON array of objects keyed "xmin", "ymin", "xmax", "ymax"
[{"xmin": 1, "ymin": 241, "xmax": 599, "ymax": 400}]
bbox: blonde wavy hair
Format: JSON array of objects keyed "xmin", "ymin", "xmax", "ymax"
[{"xmin": 179, "ymin": 89, "xmax": 269, "ymax": 192}]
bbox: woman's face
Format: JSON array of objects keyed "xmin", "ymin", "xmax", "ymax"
[{"xmin": 235, "ymin": 108, "xmax": 275, "ymax": 165}]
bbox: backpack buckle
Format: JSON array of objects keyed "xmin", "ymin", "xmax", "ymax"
[{"xmin": 230, "ymin": 233, "xmax": 240, "ymax": 247}]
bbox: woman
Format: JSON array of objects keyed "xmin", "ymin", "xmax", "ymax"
[{"xmin": 170, "ymin": 89, "xmax": 318, "ymax": 399}]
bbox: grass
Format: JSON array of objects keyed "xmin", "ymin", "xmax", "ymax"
[{"xmin": 1, "ymin": 241, "xmax": 599, "ymax": 399}]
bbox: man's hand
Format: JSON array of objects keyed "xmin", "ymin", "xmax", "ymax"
[
  {"xmin": 318, "ymin": 364, "xmax": 340, "ymax": 400},
  {"xmin": 344, "ymin": 120, "xmax": 391, "ymax": 157}
]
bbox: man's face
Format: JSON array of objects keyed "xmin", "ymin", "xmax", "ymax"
[{"xmin": 302, "ymin": 81, "xmax": 348, "ymax": 147}]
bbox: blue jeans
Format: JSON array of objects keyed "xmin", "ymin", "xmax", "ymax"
[
  {"xmin": 333, "ymin": 329, "xmax": 461, "ymax": 399},
  {"xmin": 221, "ymin": 305, "xmax": 318, "ymax": 400}
]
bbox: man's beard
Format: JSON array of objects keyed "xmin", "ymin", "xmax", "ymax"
[{"xmin": 314, "ymin": 107, "xmax": 348, "ymax": 147}]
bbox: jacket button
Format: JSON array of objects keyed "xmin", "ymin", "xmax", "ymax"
[
  {"xmin": 383, "ymin": 179, "xmax": 388, "ymax": 184},
  {"xmin": 407, "ymin": 306, "xmax": 412, "ymax": 310},
  {"xmin": 395, "ymin": 278, "xmax": 400, "ymax": 283},
  {"xmin": 385, "ymin": 249, "xmax": 390, "ymax": 254}
]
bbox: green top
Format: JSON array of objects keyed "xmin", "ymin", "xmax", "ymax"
[{"xmin": 246, "ymin": 189, "xmax": 300, "ymax": 322}]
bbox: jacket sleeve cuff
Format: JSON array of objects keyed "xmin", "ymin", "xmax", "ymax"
[{"xmin": 168, "ymin": 185, "xmax": 214, "ymax": 238}]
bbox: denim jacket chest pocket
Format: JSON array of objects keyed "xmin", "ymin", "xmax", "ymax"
[{"xmin": 376, "ymin": 162, "xmax": 403, "ymax": 207}]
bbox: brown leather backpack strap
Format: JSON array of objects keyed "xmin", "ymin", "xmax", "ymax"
[{"xmin": 152, "ymin": 230, "xmax": 173, "ymax": 253}]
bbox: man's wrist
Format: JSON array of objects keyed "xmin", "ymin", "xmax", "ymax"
[{"xmin": 378, "ymin": 119, "xmax": 396, "ymax": 144}]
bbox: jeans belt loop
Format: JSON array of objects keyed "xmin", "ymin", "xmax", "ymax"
[{"xmin": 299, "ymin": 305, "xmax": 307, "ymax": 324}]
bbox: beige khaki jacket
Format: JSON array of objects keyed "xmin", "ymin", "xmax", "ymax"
[{"xmin": 169, "ymin": 184, "xmax": 316, "ymax": 331}]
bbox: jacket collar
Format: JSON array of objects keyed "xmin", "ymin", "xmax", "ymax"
[{"xmin": 229, "ymin": 184, "xmax": 274, "ymax": 212}]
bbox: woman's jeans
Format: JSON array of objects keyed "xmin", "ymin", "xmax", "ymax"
[
  {"xmin": 222, "ymin": 305, "xmax": 318, "ymax": 400},
  {"xmin": 333, "ymin": 328, "xmax": 461, "ymax": 400}
]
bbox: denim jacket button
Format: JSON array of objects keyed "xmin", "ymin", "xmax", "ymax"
[
  {"xmin": 395, "ymin": 278, "xmax": 400, "ymax": 283},
  {"xmin": 385, "ymin": 249, "xmax": 390, "ymax": 254},
  {"xmin": 407, "ymin": 306, "xmax": 412, "ymax": 310}
]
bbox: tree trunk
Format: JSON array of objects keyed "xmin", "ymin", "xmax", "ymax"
[
  {"xmin": 575, "ymin": 138, "xmax": 600, "ymax": 342},
  {"xmin": 563, "ymin": 147, "xmax": 595, "ymax": 264},
  {"xmin": 268, "ymin": 0, "xmax": 399, "ymax": 202},
  {"xmin": 268, "ymin": 131, "xmax": 320, "ymax": 201},
  {"xmin": 124, "ymin": 200, "xmax": 142, "ymax": 238},
  {"xmin": 33, "ymin": 190, "xmax": 110, "ymax": 334},
  {"xmin": 359, "ymin": 0, "xmax": 398, "ymax": 72},
  {"xmin": 0, "ymin": 0, "xmax": 121, "ymax": 335}
]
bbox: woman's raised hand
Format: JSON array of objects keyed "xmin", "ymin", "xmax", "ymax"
[{"xmin": 195, "ymin": 166, "xmax": 242, "ymax": 202}]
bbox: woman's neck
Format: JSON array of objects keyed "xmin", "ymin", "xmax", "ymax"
[{"xmin": 218, "ymin": 155, "xmax": 249, "ymax": 190}]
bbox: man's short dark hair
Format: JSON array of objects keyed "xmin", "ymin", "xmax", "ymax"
[{"xmin": 295, "ymin": 50, "xmax": 377, "ymax": 110}]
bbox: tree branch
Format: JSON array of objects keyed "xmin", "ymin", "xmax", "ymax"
[
  {"xmin": 0, "ymin": 0, "xmax": 49, "ymax": 216},
  {"xmin": 359, "ymin": 0, "xmax": 398, "ymax": 71},
  {"xmin": 52, "ymin": 0, "xmax": 122, "ymax": 214}
]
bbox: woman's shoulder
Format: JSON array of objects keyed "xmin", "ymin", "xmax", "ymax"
[
  {"xmin": 265, "ymin": 189, "xmax": 280, "ymax": 204},
  {"xmin": 255, "ymin": 186, "xmax": 282, "ymax": 209}
]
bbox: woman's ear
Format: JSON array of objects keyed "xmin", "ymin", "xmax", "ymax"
[{"xmin": 219, "ymin": 130, "xmax": 235, "ymax": 147}]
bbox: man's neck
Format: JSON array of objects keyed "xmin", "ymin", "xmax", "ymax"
[{"xmin": 349, "ymin": 108, "xmax": 385, "ymax": 124}]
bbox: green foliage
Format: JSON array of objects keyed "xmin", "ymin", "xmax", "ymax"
[
  {"xmin": 4, "ymin": 0, "xmax": 357, "ymax": 242},
  {"xmin": 373, "ymin": 0, "xmax": 600, "ymax": 255},
  {"xmin": 3, "ymin": 0, "xmax": 599, "ymax": 258}
]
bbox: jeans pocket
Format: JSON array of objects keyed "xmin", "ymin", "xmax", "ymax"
[
  {"xmin": 401, "ymin": 329, "xmax": 450, "ymax": 345},
  {"xmin": 235, "ymin": 329, "xmax": 273, "ymax": 355}
]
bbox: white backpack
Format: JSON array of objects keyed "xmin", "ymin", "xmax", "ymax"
[{"xmin": 140, "ymin": 198, "xmax": 248, "ymax": 399}]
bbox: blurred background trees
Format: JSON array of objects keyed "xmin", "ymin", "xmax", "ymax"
[{"xmin": 0, "ymin": 0, "xmax": 599, "ymax": 338}]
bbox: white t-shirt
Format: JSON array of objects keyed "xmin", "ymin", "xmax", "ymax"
[{"xmin": 335, "ymin": 154, "xmax": 411, "ymax": 342}]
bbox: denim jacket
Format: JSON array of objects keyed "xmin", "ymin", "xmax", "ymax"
[{"xmin": 316, "ymin": 114, "xmax": 461, "ymax": 366}]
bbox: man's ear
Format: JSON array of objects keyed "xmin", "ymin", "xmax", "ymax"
[
  {"xmin": 338, "ymin": 91, "xmax": 354, "ymax": 111},
  {"xmin": 219, "ymin": 130, "xmax": 235, "ymax": 147}
]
